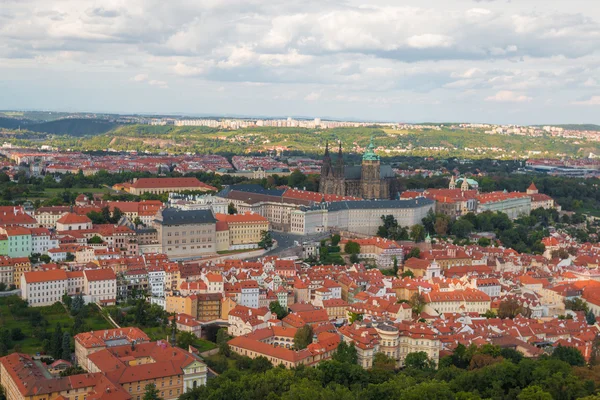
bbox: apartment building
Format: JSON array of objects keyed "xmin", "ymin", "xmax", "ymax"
[
  {"xmin": 30, "ymin": 227, "xmax": 59, "ymax": 255},
  {"xmin": 423, "ymin": 288, "xmax": 491, "ymax": 316},
  {"xmin": 214, "ymin": 212, "xmax": 269, "ymax": 250},
  {"xmin": 154, "ymin": 208, "xmax": 217, "ymax": 260},
  {"xmin": 34, "ymin": 206, "xmax": 70, "ymax": 228},
  {"xmin": 84, "ymin": 268, "xmax": 117, "ymax": 305},
  {"xmin": 0, "ymin": 227, "xmax": 32, "ymax": 258},
  {"xmin": 21, "ymin": 270, "xmax": 68, "ymax": 306}
]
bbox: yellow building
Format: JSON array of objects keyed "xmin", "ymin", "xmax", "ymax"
[
  {"xmin": 214, "ymin": 212, "xmax": 269, "ymax": 250},
  {"xmin": 125, "ymin": 177, "xmax": 216, "ymax": 195}
]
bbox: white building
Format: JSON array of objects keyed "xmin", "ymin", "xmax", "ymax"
[
  {"xmin": 21, "ymin": 270, "xmax": 68, "ymax": 306},
  {"xmin": 290, "ymin": 199, "xmax": 435, "ymax": 236},
  {"xmin": 83, "ymin": 269, "xmax": 117, "ymax": 305},
  {"xmin": 30, "ymin": 228, "xmax": 59, "ymax": 255},
  {"xmin": 148, "ymin": 266, "xmax": 166, "ymax": 298},
  {"xmin": 239, "ymin": 281, "xmax": 260, "ymax": 308}
]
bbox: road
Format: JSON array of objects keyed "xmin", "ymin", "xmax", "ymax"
[{"xmin": 262, "ymin": 231, "xmax": 330, "ymax": 258}]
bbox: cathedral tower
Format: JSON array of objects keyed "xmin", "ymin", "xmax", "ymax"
[{"xmin": 360, "ymin": 137, "xmax": 381, "ymax": 199}]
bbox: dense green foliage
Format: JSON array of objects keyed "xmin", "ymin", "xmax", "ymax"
[{"xmin": 182, "ymin": 344, "xmax": 599, "ymax": 400}]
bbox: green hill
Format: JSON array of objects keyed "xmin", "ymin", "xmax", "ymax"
[{"xmin": 27, "ymin": 118, "xmax": 118, "ymax": 136}]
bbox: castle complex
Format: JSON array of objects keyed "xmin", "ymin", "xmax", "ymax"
[{"xmin": 318, "ymin": 138, "xmax": 396, "ymax": 199}]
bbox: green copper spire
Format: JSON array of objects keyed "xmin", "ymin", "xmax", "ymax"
[{"xmin": 362, "ymin": 136, "xmax": 380, "ymax": 161}]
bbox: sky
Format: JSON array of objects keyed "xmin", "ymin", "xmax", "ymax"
[{"xmin": 1, "ymin": 0, "xmax": 600, "ymax": 125}]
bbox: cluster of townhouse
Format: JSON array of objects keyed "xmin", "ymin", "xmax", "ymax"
[
  {"xmin": 401, "ymin": 180, "xmax": 559, "ymax": 219},
  {"xmin": 0, "ymin": 148, "xmax": 233, "ymax": 176},
  {"xmin": 0, "ymin": 146, "xmax": 325, "ymax": 180},
  {"xmin": 0, "ymin": 326, "xmax": 207, "ymax": 400}
]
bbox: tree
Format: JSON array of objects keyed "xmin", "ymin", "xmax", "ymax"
[
  {"xmin": 565, "ymin": 298, "xmax": 589, "ymax": 313},
  {"xmin": 477, "ymin": 237, "xmax": 491, "ymax": 247},
  {"xmin": 551, "ymin": 345, "xmax": 585, "ymax": 366},
  {"xmin": 409, "ymin": 292, "xmax": 427, "ymax": 315},
  {"xmin": 65, "ymin": 253, "xmax": 75, "ymax": 262},
  {"xmin": 251, "ymin": 356, "xmax": 273, "ymax": 373},
  {"xmin": 331, "ymin": 234, "xmax": 341, "ymax": 246},
  {"xmin": 587, "ymin": 311, "xmax": 597, "ymax": 325},
  {"xmin": 517, "ymin": 385, "xmax": 553, "ymax": 400},
  {"xmin": 452, "ymin": 219, "xmax": 474, "ymax": 239},
  {"xmin": 216, "ymin": 328, "xmax": 230, "ymax": 356},
  {"xmin": 177, "ymin": 331, "xmax": 197, "ymax": 350},
  {"xmin": 410, "ymin": 225, "xmax": 426, "ymax": 242},
  {"xmin": 434, "ymin": 214, "xmax": 450, "ymax": 236},
  {"xmin": 258, "ymin": 230, "xmax": 274, "ymax": 250},
  {"xmin": 373, "ymin": 352, "xmax": 396, "ymax": 371},
  {"xmin": 333, "ymin": 341, "xmax": 358, "ymax": 364},
  {"xmin": 269, "ymin": 301, "xmax": 288, "ymax": 320},
  {"xmin": 348, "ymin": 312, "xmax": 363, "ymax": 324},
  {"xmin": 401, "ymin": 270, "xmax": 414, "ymax": 278},
  {"xmin": 498, "ymin": 298, "xmax": 527, "ymax": 319},
  {"xmin": 142, "ymin": 383, "xmax": 163, "ymax": 400},
  {"xmin": 349, "ymin": 253, "xmax": 359, "ymax": 264},
  {"xmin": 52, "ymin": 323, "xmax": 63, "ymax": 359},
  {"xmin": 87, "ymin": 235, "xmax": 103, "ymax": 244},
  {"xmin": 60, "ymin": 365, "xmax": 85, "ymax": 377},
  {"xmin": 405, "ymin": 247, "xmax": 420, "ymax": 261},
  {"xmin": 482, "ymin": 310, "xmax": 497, "ymax": 319},
  {"xmin": 70, "ymin": 293, "xmax": 84, "ymax": 315},
  {"xmin": 10, "ymin": 328, "xmax": 24, "ymax": 341},
  {"xmin": 294, "ymin": 324, "xmax": 313, "ymax": 350},
  {"xmin": 344, "ymin": 241, "xmax": 360, "ymax": 255},
  {"xmin": 40, "ymin": 254, "xmax": 51, "ymax": 263},
  {"xmin": 228, "ymin": 202, "xmax": 237, "ymax": 215},
  {"xmin": 393, "ymin": 256, "xmax": 399, "ymax": 275},
  {"xmin": 61, "ymin": 332, "xmax": 71, "ymax": 361},
  {"xmin": 405, "ymin": 351, "xmax": 436, "ymax": 370}
]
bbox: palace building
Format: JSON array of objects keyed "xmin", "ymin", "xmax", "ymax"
[{"xmin": 318, "ymin": 138, "xmax": 397, "ymax": 199}]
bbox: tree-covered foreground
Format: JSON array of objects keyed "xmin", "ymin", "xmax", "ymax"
[{"xmin": 180, "ymin": 343, "xmax": 600, "ymax": 400}]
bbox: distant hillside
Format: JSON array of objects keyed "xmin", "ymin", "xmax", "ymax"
[
  {"xmin": 554, "ymin": 124, "xmax": 600, "ymax": 131},
  {"xmin": 0, "ymin": 117, "xmax": 29, "ymax": 130},
  {"xmin": 27, "ymin": 118, "xmax": 118, "ymax": 136}
]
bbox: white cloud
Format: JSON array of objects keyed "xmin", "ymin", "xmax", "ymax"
[
  {"xmin": 1, "ymin": 0, "xmax": 600, "ymax": 123},
  {"xmin": 148, "ymin": 79, "xmax": 168, "ymax": 89},
  {"xmin": 406, "ymin": 34, "xmax": 454, "ymax": 49},
  {"xmin": 304, "ymin": 91, "xmax": 322, "ymax": 101},
  {"xmin": 485, "ymin": 90, "xmax": 532, "ymax": 102},
  {"xmin": 132, "ymin": 74, "xmax": 148, "ymax": 82}
]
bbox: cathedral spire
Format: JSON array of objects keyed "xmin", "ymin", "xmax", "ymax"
[
  {"xmin": 335, "ymin": 141, "xmax": 344, "ymax": 177},
  {"xmin": 324, "ymin": 141, "xmax": 329, "ymax": 156}
]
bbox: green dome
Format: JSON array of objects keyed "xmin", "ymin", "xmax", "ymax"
[{"xmin": 362, "ymin": 136, "xmax": 380, "ymax": 161}]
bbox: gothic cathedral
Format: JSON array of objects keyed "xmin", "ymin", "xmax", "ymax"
[{"xmin": 318, "ymin": 137, "xmax": 396, "ymax": 199}]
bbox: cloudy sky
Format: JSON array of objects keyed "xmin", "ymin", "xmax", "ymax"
[{"xmin": 1, "ymin": 0, "xmax": 600, "ymax": 124}]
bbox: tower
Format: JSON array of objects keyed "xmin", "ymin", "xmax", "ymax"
[
  {"xmin": 449, "ymin": 176, "xmax": 456, "ymax": 190},
  {"xmin": 461, "ymin": 179, "xmax": 469, "ymax": 192},
  {"xmin": 526, "ymin": 182, "xmax": 539, "ymax": 195},
  {"xmin": 335, "ymin": 141, "xmax": 344, "ymax": 178},
  {"xmin": 360, "ymin": 136, "xmax": 381, "ymax": 199}
]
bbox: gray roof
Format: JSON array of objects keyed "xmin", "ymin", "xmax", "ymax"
[
  {"xmin": 327, "ymin": 198, "xmax": 434, "ymax": 212},
  {"xmin": 343, "ymin": 164, "xmax": 395, "ymax": 180},
  {"xmin": 157, "ymin": 208, "xmax": 216, "ymax": 226},
  {"xmin": 217, "ymin": 184, "xmax": 285, "ymax": 198}
]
